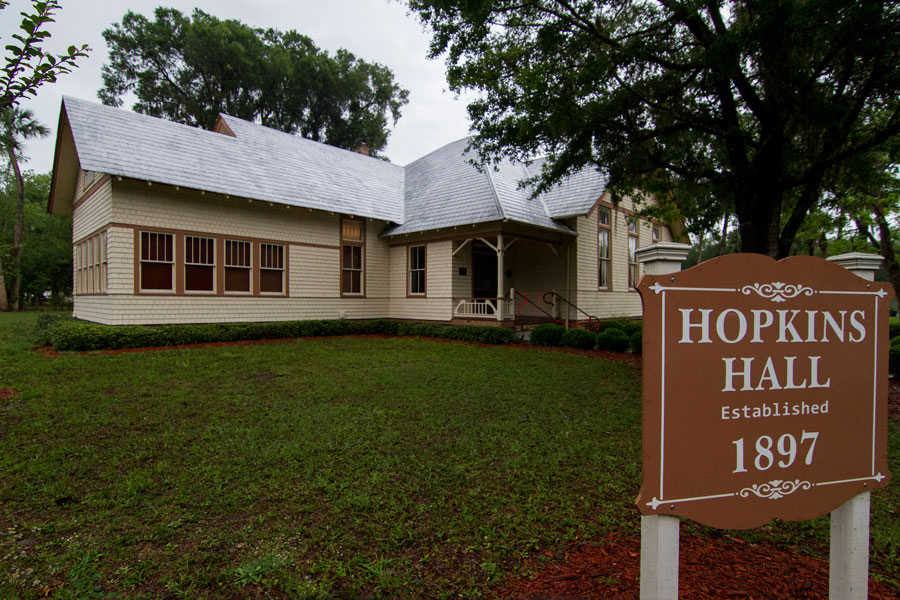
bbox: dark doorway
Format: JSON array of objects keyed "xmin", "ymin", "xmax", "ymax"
[{"xmin": 472, "ymin": 242, "xmax": 498, "ymax": 298}]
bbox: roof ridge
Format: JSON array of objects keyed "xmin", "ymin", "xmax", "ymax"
[{"xmin": 483, "ymin": 163, "xmax": 507, "ymax": 221}]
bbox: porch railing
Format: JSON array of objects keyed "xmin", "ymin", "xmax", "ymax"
[{"xmin": 453, "ymin": 296, "xmax": 515, "ymax": 319}]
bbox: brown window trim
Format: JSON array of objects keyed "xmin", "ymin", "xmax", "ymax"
[
  {"xmin": 132, "ymin": 227, "xmax": 289, "ymax": 297},
  {"xmin": 340, "ymin": 217, "xmax": 366, "ymax": 297},
  {"xmin": 75, "ymin": 230, "xmax": 109, "ymax": 296},
  {"xmin": 407, "ymin": 244, "xmax": 427, "ymax": 297},
  {"xmin": 597, "ymin": 206, "xmax": 611, "ymax": 291}
]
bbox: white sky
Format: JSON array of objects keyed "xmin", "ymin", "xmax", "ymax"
[{"xmin": 0, "ymin": 0, "xmax": 473, "ymax": 173}]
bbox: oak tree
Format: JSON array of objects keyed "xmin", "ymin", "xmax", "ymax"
[
  {"xmin": 100, "ymin": 8, "xmax": 409, "ymax": 155},
  {"xmin": 409, "ymin": 0, "xmax": 900, "ymax": 257}
]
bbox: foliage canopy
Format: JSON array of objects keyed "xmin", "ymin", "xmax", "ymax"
[
  {"xmin": 409, "ymin": 0, "xmax": 900, "ymax": 257},
  {"xmin": 100, "ymin": 7, "xmax": 410, "ymax": 155}
]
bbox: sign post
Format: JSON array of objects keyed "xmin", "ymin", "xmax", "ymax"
[{"xmin": 635, "ymin": 248, "xmax": 893, "ymax": 599}]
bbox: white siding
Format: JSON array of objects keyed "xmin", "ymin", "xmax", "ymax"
[
  {"xmin": 388, "ymin": 241, "xmax": 454, "ymax": 321},
  {"xmin": 72, "ymin": 179, "xmax": 112, "ymax": 241}
]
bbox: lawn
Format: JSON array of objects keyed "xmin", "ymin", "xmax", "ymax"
[{"xmin": 0, "ymin": 312, "xmax": 897, "ymax": 598}]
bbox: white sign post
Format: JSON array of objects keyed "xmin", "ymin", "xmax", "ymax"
[{"xmin": 827, "ymin": 251, "xmax": 883, "ymax": 600}]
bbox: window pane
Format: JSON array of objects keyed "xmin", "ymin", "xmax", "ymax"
[
  {"xmin": 351, "ymin": 270, "xmax": 361, "ymax": 294},
  {"xmin": 352, "ymin": 246, "xmax": 362, "ymax": 269},
  {"xmin": 260, "ymin": 269, "xmax": 283, "ymax": 293},
  {"xmin": 599, "ymin": 260, "xmax": 609, "ymax": 288},
  {"xmin": 598, "ymin": 207, "xmax": 610, "ymax": 226},
  {"xmin": 141, "ymin": 262, "xmax": 172, "ymax": 290},
  {"xmin": 342, "ymin": 220, "xmax": 362, "ymax": 241},
  {"xmin": 598, "ymin": 230, "xmax": 609, "ymax": 259},
  {"xmin": 186, "ymin": 265, "xmax": 214, "ymax": 291},
  {"xmin": 225, "ymin": 266, "xmax": 250, "ymax": 292}
]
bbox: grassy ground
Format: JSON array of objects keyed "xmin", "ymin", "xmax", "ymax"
[{"xmin": 0, "ymin": 312, "xmax": 898, "ymax": 598}]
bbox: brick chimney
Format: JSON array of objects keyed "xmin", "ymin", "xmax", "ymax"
[{"xmin": 351, "ymin": 138, "xmax": 370, "ymax": 156}]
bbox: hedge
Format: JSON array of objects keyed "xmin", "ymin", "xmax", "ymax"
[
  {"xmin": 630, "ymin": 330, "xmax": 642, "ymax": 354},
  {"xmin": 890, "ymin": 317, "xmax": 900, "ymax": 340},
  {"xmin": 40, "ymin": 318, "xmax": 518, "ymax": 352},
  {"xmin": 595, "ymin": 319, "xmax": 642, "ymax": 337},
  {"xmin": 596, "ymin": 327, "xmax": 630, "ymax": 352},
  {"xmin": 529, "ymin": 323, "xmax": 566, "ymax": 347},
  {"xmin": 561, "ymin": 328, "xmax": 597, "ymax": 350}
]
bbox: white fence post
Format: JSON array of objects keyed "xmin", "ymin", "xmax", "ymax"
[
  {"xmin": 826, "ymin": 252, "xmax": 882, "ymax": 600},
  {"xmin": 636, "ymin": 242, "xmax": 691, "ymax": 600}
]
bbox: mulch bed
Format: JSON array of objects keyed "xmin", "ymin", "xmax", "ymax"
[{"xmin": 495, "ymin": 531, "xmax": 899, "ymax": 599}]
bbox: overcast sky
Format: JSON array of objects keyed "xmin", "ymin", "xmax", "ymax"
[{"xmin": 0, "ymin": 0, "xmax": 474, "ymax": 173}]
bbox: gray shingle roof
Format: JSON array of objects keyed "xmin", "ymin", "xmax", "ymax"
[{"xmin": 60, "ymin": 97, "xmax": 606, "ymax": 235}]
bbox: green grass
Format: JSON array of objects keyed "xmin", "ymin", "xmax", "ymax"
[{"xmin": 0, "ymin": 312, "xmax": 898, "ymax": 598}]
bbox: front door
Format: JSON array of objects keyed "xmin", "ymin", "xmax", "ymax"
[{"xmin": 472, "ymin": 244, "xmax": 497, "ymax": 299}]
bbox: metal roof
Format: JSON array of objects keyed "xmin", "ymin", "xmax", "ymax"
[{"xmin": 59, "ymin": 97, "xmax": 607, "ymax": 235}]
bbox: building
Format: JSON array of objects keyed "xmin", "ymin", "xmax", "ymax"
[{"xmin": 49, "ymin": 97, "xmax": 677, "ymax": 326}]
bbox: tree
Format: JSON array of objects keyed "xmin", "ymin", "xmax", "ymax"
[
  {"xmin": 409, "ymin": 0, "xmax": 900, "ymax": 257},
  {"xmin": 0, "ymin": 171, "xmax": 71, "ymax": 306},
  {"xmin": 0, "ymin": 107, "xmax": 47, "ymax": 310},
  {"xmin": 100, "ymin": 8, "xmax": 410, "ymax": 155},
  {"xmin": 1, "ymin": 0, "xmax": 90, "ymax": 109}
]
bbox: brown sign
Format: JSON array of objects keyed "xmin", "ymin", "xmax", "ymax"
[{"xmin": 636, "ymin": 254, "xmax": 893, "ymax": 529}]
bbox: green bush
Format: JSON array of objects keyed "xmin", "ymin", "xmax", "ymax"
[
  {"xmin": 47, "ymin": 318, "xmax": 514, "ymax": 352},
  {"xmin": 891, "ymin": 347, "xmax": 900, "ymax": 377},
  {"xmin": 562, "ymin": 328, "xmax": 596, "ymax": 350},
  {"xmin": 529, "ymin": 323, "xmax": 566, "ymax": 347},
  {"xmin": 890, "ymin": 317, "xmax": 900, "ymax": 340},
  {"xmin": 596, "ymin": 327, "xmax": 630, "ymax": 352},
  {"xmin": 630, "ymin": 330, "xmax": 642, "ymax": 354},
  {"xmin": 596, "ymin": 319, "xmax": 642, "ymax": 337},
  {"xmin": 33, "ymin": 313, "xmax": 75, "ymax": 346}
]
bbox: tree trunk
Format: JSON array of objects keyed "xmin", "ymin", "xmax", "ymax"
[
  {"xmin": 871, "ymin": 197, "xmax": 900, "ymax": 296},
  {"xmin": 6, "ymin": 144, "xmax": 23, "ymax": 311},
  {"xmin": 0, "ymin": 254, "xmax": 7, "ymax": 311}
]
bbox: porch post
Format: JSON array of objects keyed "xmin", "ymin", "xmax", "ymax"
[
  {"xmin": 826, "ymin": 251, "xmax": 882, "ymax": 600},
  {"xmin": 497, "ymin": 234, "xmax": 504, "ymax": 321}
]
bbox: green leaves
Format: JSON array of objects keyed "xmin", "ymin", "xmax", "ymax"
[
  {"xmin": 100, "ymin": 8, "xmax": 409, "ymax": 155},
  {"xmin": 0, "ymin": 0, "xmax": 90, "ymax": 109}
]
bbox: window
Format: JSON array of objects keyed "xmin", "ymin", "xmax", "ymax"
[
  {"xmin": 653, "ymin": 223, "xmax": 661, "ymax": 241},
  {"xmin": 598, "ymin": 207, "xmax": 611, "ymax": 289},
  {"xmin": 140, "ymin": 231, "xmax": 174, "ymax": 291},
  {"xmin": 629, "ymin": 235, "xmax": 639, "ymax": 289},
  {"xmin": 341, "ymin": 218, "xmax": 364, "ymax": 296},
  {"xmin": 75, "ymin": 231, "xmax": 107, "ymax": 294},
  {"xmin": 627, "ymin": 216, "xmax": 638, "ymax": 234},
  {"xmin": 225, "ymin": 239, "xmax": 252, "ymax": 293},
  {"xmin": 185, "ymin": 235, "xmax": 215, "ymax": 292},
  {"xmin": 260, "ymin": 243, "xmax": 285, "ymax": 294},
  {"xmin": 409, "ymin": 245, "xmax": 426, "ymax": 295}
]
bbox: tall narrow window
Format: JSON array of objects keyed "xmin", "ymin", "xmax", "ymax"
[
  {"xmin": 598, "ymin": 207, "xmax": 611, "ymax": 289},
  {"xmin": 225, "ymin": 239, "xmax": 251, "ymax": 293},
  {"xmin": 341, "ymin": 218, "xmax": 364, "ymax": 296},
  {"xmin": 409, "ymin": 245, "xmax": 426, "ymax": 295},
  {"xmin": 140, "ymin": 231, "xmax": 174, "ymax": 291},
  {"xmin": 185, "ymin": 235, "xmax": 215, "ymax": 292},
  {"xmin": 260, "ymin": 243, "xmax": 285, "ymax": 294},
  {"xmin": 629, "ymin": 234, "xmax": 639, "ymax": 288}
]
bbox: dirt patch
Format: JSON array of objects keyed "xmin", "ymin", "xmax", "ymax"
[
  {"xmin": 0, "ymin": 388, "xmax": 20, "ymax": 401},
  {"xmin": 495, "ymin": 531, "xmax": 899, "ymax": 599}
]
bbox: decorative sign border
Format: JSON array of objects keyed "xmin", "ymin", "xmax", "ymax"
[{"xmin": 645, "ymin": 281, "xmax": 886, "ymax": 511}]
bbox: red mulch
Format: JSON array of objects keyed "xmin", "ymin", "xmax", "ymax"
[
  {"xmin": 0, "ymin": 388, "xmax": 19, "ymax": 401},
  {"xmin": 495, "ymin": 531, "xmax": 899, "ymax": 599}
]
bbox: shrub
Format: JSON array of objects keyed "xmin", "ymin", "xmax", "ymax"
[
  {"xmin": 33, "ymin": 313, "xmax": 74, "ymax": 346},
  {"xmin": 529, "ymin": 323, "xmax": 566, "ymax": 347},
  {"xmin": 596, "ymin": 327, "xmax": 630, "ymax": 352},
  {"xmin": 890, "ymin": 317, "xmax": 900, "ymax": 340},
  {"xmin": 596, "ymin": 319, "xmax": 642, "ymax": 337},
  {"xmin": 891, "ymin": 347, "xmax": 900, "ymax": 377},
  {"xmin": 630, "ymin": 330, "xmax": 642, "ymax": 354},
  {"xmin": 48, "ymin": 318, "xmax": 515, "ymax": 351},
  {"xmin": 562, "ymin": 328, "xmax": 597, "ymax": 350}
]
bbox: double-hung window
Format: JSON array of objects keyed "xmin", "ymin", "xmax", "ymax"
[
  {"xmin": 225, "ymin": 239, "xmax": 252, "ymax": 293},
  {"xmin": 185, "ymin": 235, "xmax": 215, "ymax": 292},
  {"xmin": 140, "ymin": 231, "xmax": 174, "ymax": 291},
  {"xmin": 260, "ymin": 243, "xmax": 285, "ymax": 294},
  {"xmin": 409, "ymin": 245, "xmax": 426, "ymax": 295},
  {"xmin": 598, "ymin": 207, "xmax": 611, "ymax": 289},
  {"xmin": 341, "ymin": 218, "xmax": 364, "ymax": 296}
]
